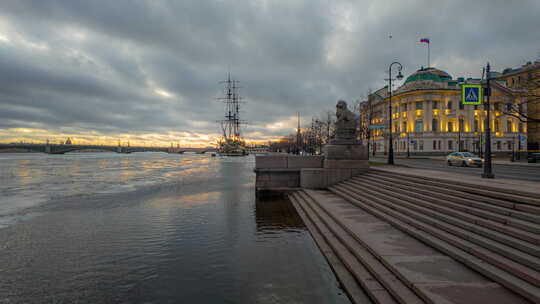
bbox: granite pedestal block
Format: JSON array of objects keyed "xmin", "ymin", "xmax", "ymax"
[{"xmin": 324, "ymin": 144, "xmax": 368, "ymax": 160}]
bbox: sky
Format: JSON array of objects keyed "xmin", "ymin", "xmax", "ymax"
[{"xmin": 1, "ymin": 0, "xmax": 539, "ymax": 147}]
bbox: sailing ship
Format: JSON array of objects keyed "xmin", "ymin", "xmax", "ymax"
[{"xmin": 217, "ymin": 74, "xmax": 248, "ymax": 156}]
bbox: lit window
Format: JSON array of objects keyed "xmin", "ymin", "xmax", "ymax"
[{"xmin": 415, "ymin": 120, "xmax": 423, "ymax": 132}]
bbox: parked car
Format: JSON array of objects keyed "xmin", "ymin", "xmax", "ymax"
[
  {"xmin": 446, "ymin": 152, "xmax": 484, "ymax": 167},
  {"xmin": 528, "ymin": 153, "xmax": 540, "ymax": 163}
]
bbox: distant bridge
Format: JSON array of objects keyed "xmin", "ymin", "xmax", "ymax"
[
  {"xmin": 0, "ymin": 144, "xmax": 240, "ymax": 155},
  {"xmin": 0, "ymin": 143, "xmax": 190, "ymax": 154},
  {"xmin": 166, "ymin": 147, "xmax": 218, "ymax": 154}
]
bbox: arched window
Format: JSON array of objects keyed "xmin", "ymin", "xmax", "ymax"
[
  {"xmin": 474, "ymin": 119, "xmax": 479, "ymax": 132},
  {"xmin": 494, "ymin": 120, "xmax": 500, "ymax": 132},
  {"xmin": 432, "ymin": 118, "xmax": 438, "ymax": 132},
  {"xmin": 507, "ymin": 120, "xmax": 513, "ymax": 132}
]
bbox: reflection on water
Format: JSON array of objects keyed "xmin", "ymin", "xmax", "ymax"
[
  {"xmin": 255, "ymin": 198, "xmax": 305, "ymax": 233},
  {"xmin": 0, "ymin": 153, "xmax": 350, "ymax": 303}
]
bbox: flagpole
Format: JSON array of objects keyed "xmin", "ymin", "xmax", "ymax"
[{"xmin": 428, "ymin": 42, "xmax": 430, "ymax": 68}]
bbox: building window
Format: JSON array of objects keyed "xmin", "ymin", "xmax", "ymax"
[
  {"xmin": 415, "ymin": 120, "xmax": 423, "ymax": 132},
  {"xmin": 495, "ymin": 103, "xmax": 501, "ymax": 111},
  {"xmin": 496, "ymin": 141, "xmax": 501, "ymax": 150},
  {"xmin": 474, "ymin": 119, "xmax": 479, "ymax": 132},
  {"xmin": 474, "ymin": 105, "xmax": 478, "ymax": 110},
  {"xmin": 433, "ymin": 140, "xmax": 437, "ymax": 150},
  {"xmin": 495, "ymin": 120, "xmax": 500, "ymax": 132},
  {"xmin": 402, "ymin": 122, "xmax": 407, "ymax": 133},
  {"xmin": 448, "ymin": 140, "xmax": 453, "ymax": 150},
  {"xmin": 419, "ymin": 140, "xmax": 424, "ymax": 151},
  {"xmin": 416, "ymin": 101, "xmax": 423, "ymax": 110},
  {"xmin": 459, "ymin": 119, "xmax": 464, "ymax": 132},
  {"xmin": 507, "ymin": 120, "xmax": 512, "ymax": 132},
  {"xmin": 459, "ymin": 101, "xmax": 464, "ymax": 110},
  {"xmin": 438, "ymin": 140, "xmax": 441, "ymax": 150},
  {"xmin": 413, "ymin": 141, "xmax": 418, "ymax": 150},
  {"xmin": 507, "ymin": 141, "xmax": 512, "ymax": 149},
  {"xmin": 448, "ymin": 121, "xmax": 453, "ymax": 132},
  {"xmin": 432, "ymin": 100, "xmax": 438, "ymax": 109},
  {"xmin": 447, "ymin": 101, "xmax": 453, "ymax": 109},
  {"xmin": 432, "ymin": 119, "xmax": 438, "ymax": 132},
  {"xmin": 519, "ymin": 123, "xmax": 524, "ymax": 133},
  {"xmin": 505, "ymin": 103, "xmax": 512, "ymax": 111}
]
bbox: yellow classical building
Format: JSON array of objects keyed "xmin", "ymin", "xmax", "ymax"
[{"xmin": 364, "ymin": 67, "xmax": 527, "ymax": 156}]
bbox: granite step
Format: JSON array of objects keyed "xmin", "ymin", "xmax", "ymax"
[
  {"xmin": 290, "ymin": 193, "xmax": 396, "ymax": 304},
  {"xmin": 298, "ymin": 189, "xmax": 530, "ymax": 304},
  {"xmin": 288, "ymin": 194, "xmax": 373, "ymax": 304},
  {"xmin": 295, "ymin": 191, "xmax": 424, "ymax": 304},
  {"xmin": 330, "ymin": 183, "xmax": 540, "ymax": 302},
  {"xmin": 342, "ymin": 179, "xmax": 540, "ymax": 272},
  {"xmin": 353, "ymin": 176, "xmax": 540, "ymax": 248},
  {"xmin": 370, "ymin": 169, "xmax": 540, "ymax": 208},
  {"xmin": 360, "ymin": 172, "xmax": 540, "ymax": 225}
]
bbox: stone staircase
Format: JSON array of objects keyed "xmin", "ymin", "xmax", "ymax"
[{"xmin": 289, "ymin": 169, "xmax": 540, "ymax": 303}]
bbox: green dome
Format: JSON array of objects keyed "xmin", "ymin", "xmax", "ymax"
[{"xmin": 404, "ymin": 67, "xmax": 452, "ymax": 84}]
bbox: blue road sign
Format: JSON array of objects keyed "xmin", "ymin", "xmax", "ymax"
[{"xmin": 462, "ymin": 84, "xmax": 483, "ymax": 105}]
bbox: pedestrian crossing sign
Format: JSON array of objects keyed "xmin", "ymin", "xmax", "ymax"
[{"xmin": 462, "ymin": 84, "xmax": 483, "ymax": 105}]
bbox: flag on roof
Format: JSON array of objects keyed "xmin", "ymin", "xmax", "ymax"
[{"xmin": 420, "ymin": 38, "xmax": 430, "ymax": 43}]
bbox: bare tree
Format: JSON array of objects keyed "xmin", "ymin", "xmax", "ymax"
[{"xmin": 502, "ymin": 64, "xmax": 540, "ymax": 123}]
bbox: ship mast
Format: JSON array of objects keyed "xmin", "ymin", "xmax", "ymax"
[{"xmin": 218, "ymin": 73, "xmax": 245, "ymax": 144}]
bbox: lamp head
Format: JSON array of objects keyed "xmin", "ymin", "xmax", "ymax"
[{"xmin": 396, "ymin": 71, "xmax": 404, "ymax": 80}]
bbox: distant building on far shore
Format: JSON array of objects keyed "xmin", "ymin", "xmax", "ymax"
[{"xmin": 65, "ymin": 137, "xmax": 73, "ymax": 145}]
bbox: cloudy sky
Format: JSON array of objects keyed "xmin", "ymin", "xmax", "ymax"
[{"xmin": 1, "ymin": 0, "xmax": 539, "ymax": 146}]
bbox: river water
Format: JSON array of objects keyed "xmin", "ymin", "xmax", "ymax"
[{"xmin": 0, "ymin": 152, "xmax": 350, "ymax": 303}]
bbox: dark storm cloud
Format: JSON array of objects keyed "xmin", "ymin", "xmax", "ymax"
[{"xmin": 0, "ymin": 0, "xmax": 539, "ymax": 141}]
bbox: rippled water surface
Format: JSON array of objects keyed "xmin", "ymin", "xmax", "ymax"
[{"xmin": 0, "ymin": 152, "xmax": 350, "ymax": 303}]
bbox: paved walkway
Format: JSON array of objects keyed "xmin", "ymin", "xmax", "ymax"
[{"xmin": 376, "ymin": 155, "xmax": 540, "ymax": 167}]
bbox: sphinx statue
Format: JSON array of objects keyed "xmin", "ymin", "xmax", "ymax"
[{"xmin": 334, "ymin": 100, "xmax": 357, "ymax": 141}]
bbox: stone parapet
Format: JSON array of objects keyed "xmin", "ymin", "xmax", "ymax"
[
  {"xmin": 300, "ymin": 168, "xmax": 326, "ymax": 189},
  {"xmin": 287, "ymin": 155, "xmax": 324, "ymax": 168},
  {"xmin": 255, "ymin": 168, "xmax": 300, "ymax": 189},
  {"xmin": 255, "ymin": 145, "xmax": 369, "ymax": 192},
  {"xmin": 255, "ymin": 155, "xmax": 288, "ymax": 169},
  {"xmin": 324, "ymin": 144, "xmax": 368, "ymax": 160}
]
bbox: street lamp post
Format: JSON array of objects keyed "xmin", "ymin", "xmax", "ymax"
[
  {"xmin": 387, "ymin": 62, "xmax": 404, "ymax": 165},
  {"xmin": 482, "ymin": 62, "xmax": 495, "ymax": 178},
  {"xmin": 511, "ymin": 134, "xmax": 516, "ymax": 162},
  {"xmin": 458, "ymin": 118, "xmax": 461, "ymax": 151}
]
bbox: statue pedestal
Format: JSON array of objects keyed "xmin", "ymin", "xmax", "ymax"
[{"xmin": 322, "ymin": 142, "xmax": 369, "ymax": 186}]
